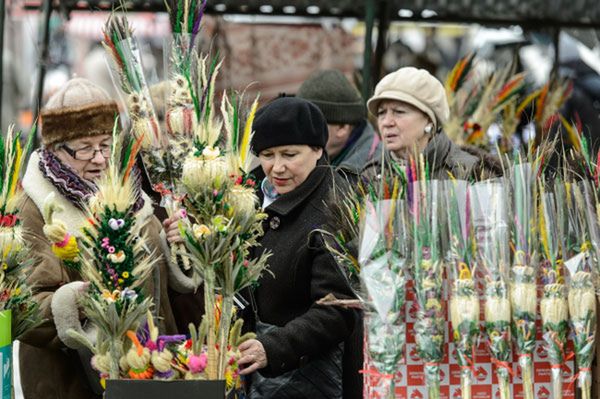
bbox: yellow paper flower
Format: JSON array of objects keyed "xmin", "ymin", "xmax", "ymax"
[
  {"xmin": 101, "ymin": 289, "xmax": 120, "ymax": 303},
  {"xmin": 51, "ymin": 234, "xmax": 79, "ymax": 261},
  {"xmin": 224, "ymin": 369, "xmax": 234, "ymax": 390},
  {"xmin": 193, "ymin": 224, "xmax": 211, "ymax": 239}
]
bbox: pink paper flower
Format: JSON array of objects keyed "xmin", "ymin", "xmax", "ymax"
[{"xmin": 188, "ymin": 353, "xmax": 208, "ymax": 373}]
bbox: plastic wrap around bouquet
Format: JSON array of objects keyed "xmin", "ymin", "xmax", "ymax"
[
  {"xmin": 357, "ymin": 175, "xmax": 408, "ymax": 398},
  {"xmin": 538, "ymin": 181, "xmax": 570, "ymax": 399},
  {"xmin": 443, "ymin": 180, "xmax": 479, "ymax": 399},
  {"xmin": 564, "ymin": 181, "xmax": 598, "ymax": 399},
  {"xmin": 407, "ymin": 156, "xmax": 445, "ymax": 399},
  {"xmin": 471, "ymin": 178, "xmax": 512, "ymax": 399},
  {"xmin": 509, "ymin": 161, "xmax": 538, "ymax": 399},
  {"xmin": 162, "ymin": 0, "xmax": 208, "ymax": 138},
  {"xmin": 103, "ymin": 15, "xmax": 161, "ymax": 150}
]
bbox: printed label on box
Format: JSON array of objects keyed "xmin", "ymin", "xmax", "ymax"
[{"xmin": 0, "ymin": 310, "xmax": 11, "ymax": 399}]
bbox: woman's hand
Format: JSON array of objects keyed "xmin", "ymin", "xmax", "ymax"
[
  {"xmin": 238, "ymin": 339, "xmax": 268, "ymax": 375},
  {"xmin": 163, "ymin": 209, "xmax": 186, "ymax": 244}
]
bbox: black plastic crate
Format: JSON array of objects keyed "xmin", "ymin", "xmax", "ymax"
[{"xmin": 105, "ymin": 379, "xmax": 226, "ymax": 399}]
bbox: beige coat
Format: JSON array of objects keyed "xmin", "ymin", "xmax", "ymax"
[{"xmin": 18, "ymin": 152, "xmax": 177, "ymax": 399}]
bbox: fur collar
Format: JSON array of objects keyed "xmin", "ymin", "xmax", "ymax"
[{"xmin": 23, "ymin": 151, "xmax": 155, "ymax": 232}]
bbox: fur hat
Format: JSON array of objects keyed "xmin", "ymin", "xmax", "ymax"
[
  {"xmin": 296, "ymin": 69, "xmax": 366, "ymax": 125},
  {"xmin": 367, "ymin": 67, "xmax": 449, "ymax": 131},
  {"xmin": 251, "ymin": 97, "xmax": 328, "ymax": 154},
  {"xmin": 41, "ymin": 78, "xmax": 119, "ymax": 146}
]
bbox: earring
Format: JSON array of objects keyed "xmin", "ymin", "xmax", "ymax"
[{"xmin": 424, "ymin": 124, "xmax": 433, "ymax": 134}]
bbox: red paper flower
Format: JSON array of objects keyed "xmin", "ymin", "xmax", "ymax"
[{"xmin": 0, "ymin": 214, "xmax": 17, "ymax": 227}]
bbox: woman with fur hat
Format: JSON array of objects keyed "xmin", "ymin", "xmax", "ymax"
[
  {"xmin": 363, "ymin": 67, "xmax": 501, "ymax": 180},
  {"xmin": 17, "ymin": 78, "xmax": 178, "ymax": 399},
  {"xmin": 236, "ymin": 97, "xmax": 357, "ymax": 398}
]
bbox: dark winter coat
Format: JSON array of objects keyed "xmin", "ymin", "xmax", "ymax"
[
  {"xmin": 246, "ymin": 159, "xmax": 357, "ymax": 380},
  {"xmin": 334, "ymin": 121, "xmax": 382, "ymax": 182}
]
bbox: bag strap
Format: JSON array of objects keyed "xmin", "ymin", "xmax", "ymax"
[{"xmin": 249, "ymin": 286, "xmax": 260, "ymax": 322}]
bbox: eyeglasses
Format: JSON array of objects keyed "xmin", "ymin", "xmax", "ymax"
[{"xmin": 61, "ymin": 144, "xmax": 112, "ymax": 161}]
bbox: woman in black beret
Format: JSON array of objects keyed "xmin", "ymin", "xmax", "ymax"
[{"xmin": 237, "ymin": 97, "xmax": 357, "ymax": 398}]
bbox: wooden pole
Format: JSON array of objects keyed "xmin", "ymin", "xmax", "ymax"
[{"xmin": 362, "ymin": 0, "xmax": 376, "ymax": 102}]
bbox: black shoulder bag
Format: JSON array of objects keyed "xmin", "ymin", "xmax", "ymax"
[{"xmin": 247, "ymin": 288, "xmax": 344, "ymax": 399}]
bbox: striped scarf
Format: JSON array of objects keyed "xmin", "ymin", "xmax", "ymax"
[{"xmin": 38, "ymin": 148, "xmax": 145, "ymax": 212}]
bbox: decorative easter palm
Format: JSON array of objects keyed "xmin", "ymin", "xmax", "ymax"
[
  {"xmin": 163, "ymin": 0, "xmax": 207, "ymax": 138},
  {"xmin": 43, "ymin": 128, "xmax": 157, "ymax": 380},
  {"xmin": 103, "ymin": 15, "xmax": 161, "ymax": 149},
  {"xmin": 356, "ymin": 166, "xmax": 408, "ymax": 399},
  {"xmin": 564, "ymin": 181, "xmax": 597, "ymax": 399},
  {"xmin": 407, "ymin": 155, "xmax": 445, "ymax": 399},
  {"xmin": 178, "ymin": 56, "xmax": 269, "ymax": 385},
  {"xmin": 500, "ymin": 89, "xmax": 539, "ymax": 153},
  {"xmin": 444, "ymin": 54, "xmax": 526, "ymax": 147},
  {"xmin": 319, "ymin": 184, "xmax": 364, "ymax": 295},
  {"xmin": 444, "ymin": 179, "xmax": 479, "ymax": 399},
  {"xmin": 444, "ymin": 53, "xmax": 476, "ymax": 144},
  {"xmin": 509, "ymin": 158, "xmax": 538, "ymax": 399},
  {"xmin": 531, "ymin": 78, "xmax": 572, "ymax": 149},
  {"xmin": 538, "ymin": 180, "xmax": 569, "ymax": 399},
  {"xmin": 102, "ymin": 10, "xmax": 208, "ymax": 277},
  {"xmin": 0, "ymin": 125, "xmax": 40, "ymax": 340},
  {"xmin": 464, "ymin": 69, "xmax": 526, "ymax": 147},
  {"xmin": 471, "ymin": 178, "xmax": 512, "ymax": 399}
]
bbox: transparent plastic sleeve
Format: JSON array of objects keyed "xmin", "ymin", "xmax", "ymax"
[
  {"xmin": 410, "ymin": 180, "xmax": 445, "ymax": 399},
  {"xmin": 471, "ymin": 178, "xmax": 512, "ymax": 399},
  {"xmin": 358, "ymin": 198, "xmax": 408, "ymax": 396},
  {"xmin": 510, "ymin": 162, "xmax": 536, "ymax": 399},
  {"xmin": 539, "ymin": 184, "xmax": 569, "ymax": 399},
  {"xmin": 104, "ymin": 32, "xmax": 161, "ymax": 149},
  {"xmin": 443, "ymin": 180, "xmax": 479, "ymax": 399},
  {"xmin": 163, "ymin": 34, "xmax": 200, "ymax": 138}
]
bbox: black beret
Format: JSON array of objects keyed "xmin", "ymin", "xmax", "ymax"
[{"xmin": 251, "ymin": 97, "xmax": 328, "ymax": 154}]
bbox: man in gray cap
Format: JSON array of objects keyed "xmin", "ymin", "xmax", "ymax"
[{"xmin": 297, "ymin": 69, "xmax": 381, "ymax": 181}]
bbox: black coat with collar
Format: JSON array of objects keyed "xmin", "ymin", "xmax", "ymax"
[{"xmin": 247, "ymin": 159, "xmax": 357, "ymax": 378}]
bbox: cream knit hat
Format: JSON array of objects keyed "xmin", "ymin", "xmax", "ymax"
[{"xmin": 367, "ymin": 67, "xmax": 449, "ymax": 131}]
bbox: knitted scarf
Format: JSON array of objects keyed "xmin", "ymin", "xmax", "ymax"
[{"xmin": 38, "ymin": 148, "xmax": 145, "ymax": 212}]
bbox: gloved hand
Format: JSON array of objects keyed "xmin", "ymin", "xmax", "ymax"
[{"xmin": 51, "ymin": 281, "xmax": 97, "ymax": 349}]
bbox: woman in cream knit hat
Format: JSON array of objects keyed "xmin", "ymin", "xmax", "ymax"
[{"xmin": 363, "ymin": 67, "xmax": 499, "ymax": 180}]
